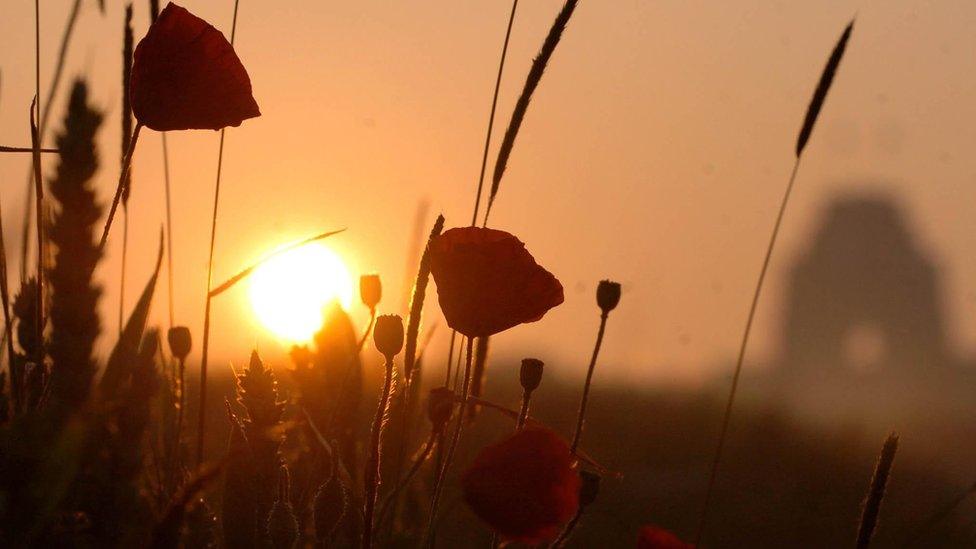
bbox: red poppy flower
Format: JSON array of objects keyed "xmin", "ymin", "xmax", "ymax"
[
  {"xmin": 461, "ymin": 427, "xmax": 579, "ymax": 544},
  {"xmin": 130, "ymin": 3, "xmax": 260, "ymax": 131},
  {"xmin": 636, "ymin": 526, "xmax": 695, "ymax": 549},
  {"xmin": 429, "ymin": 227, "xmax": 563, "ymax": 338}
]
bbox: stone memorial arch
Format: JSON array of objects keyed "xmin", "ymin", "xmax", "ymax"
[{"xmin": 780, "ymin": 195, "xmax": 949, "ymax": 378}]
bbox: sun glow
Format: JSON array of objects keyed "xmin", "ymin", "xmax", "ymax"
[{"xmin": 249, "ymin": 243, "xmax": 354, "ymax": 343}]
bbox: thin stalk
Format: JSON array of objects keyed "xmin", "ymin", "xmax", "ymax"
[
  {"xmin": 471, "ymin": 0, "xmax": 519, "ymax": 226},
  {"xmin": 376, "ymin": 430, "xmax": 438, "ymax": 532},
  {"xmin": 422, "ymin": 337, "xmax": 474, "ymax": 547},
  {"xmin": 119, "ymin": 209, "xmax": 128, "ymax": 334},
  {"xmin": 29, "ymin": 100, "xmax": 44, "ymax": 364},
  {"xmin": 515, "ymin": 389, "xmax": 532, "ymax": 431},
  {"xmin": 21, "ymin": 0, "xmax": 83, "ymax": 279},
  {"xmin": 162, "ymin": 134, "xmax": 174, "ymax": 329},
  {"xmin": 444, "ymin": 330, "xmax": 457, "ymax": 386},
  {"xmin": 0, "ymin": 146, "xmax": 58, "ymax": 153},
  {"xmin": 0, "ymin": 195, "xmax": 17, "ymax": 410},
  {"xmin": 98, "ymin": 123, "xmax": 142, "ymax": 250},
  {"xmin": 196, "ymin": 0, "xmax": 243, "ymax": 466},
  {"xmin": 362, "ymin": 358, "xmax": 395, "ymax": 549},
  {"xmin": 175, "ymin": 356, "xmax": 186, "ymax": 457},
  {"xmin": 569, "ymin": 311, "xmax": 609, "ymax": 455},
  {"xmin": 694, "ymin": 158, "xmax": 802, "ymax": 545},
  {"xmin": 549, "ymin": 507, "xmax": 584, "ymax": 548}
]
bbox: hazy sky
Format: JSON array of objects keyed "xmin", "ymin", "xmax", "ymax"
[{"xmin": 2, "ymin": 1, "xmax": 975, "ymax": 384}]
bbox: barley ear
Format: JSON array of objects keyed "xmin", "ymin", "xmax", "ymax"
[{"xmin": 796, "ymin": 19, "xmax": 854, "ymax": 157}]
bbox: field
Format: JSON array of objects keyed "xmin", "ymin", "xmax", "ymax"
[{"xmin": 0, "ymin": 1, "xmax": 974, "ymax": 548}]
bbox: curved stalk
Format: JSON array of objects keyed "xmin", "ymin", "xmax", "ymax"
[
  {"xmin": 422, "ymin": 337, "xmax": 473, "ymax": 547},
  {"xmin": 569, "ymin": 311, "xmax": 609, "ymax": 455},
  {"xmin": 362, "ymin": 358, "xmax": 395, "ymax": 549}
]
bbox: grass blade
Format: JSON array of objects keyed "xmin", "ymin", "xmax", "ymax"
[
  {"xmin": 208, "ymin": 229, "xmax": 346, "ymax": 298},
  {"xmin": 796, "ymin": 19, "xmax": 854, "ymax": 157},
  {"xmin": 484, "ymin": 0, "xmax": 580, "ymax": 225},
  {"xmin": 100, "ymin": 229, "xmax": 163, "ymax": 398}
]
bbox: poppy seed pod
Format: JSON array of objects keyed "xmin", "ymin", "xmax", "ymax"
[
  {"xmin": 578, "ymin": 470, "xmax": 601, "ymax": 507},
  {"xmin": 519, "ymin": 358, "xmax": 544, "ymax": 393},
  {"xmin": 373, "ymin": 314, "xmax": 404, "ymax": 359},
  {"xmin": 168, "ymin": 326, "xmax": 192, "ymax": 360},
  {"xmin": 360, "ymin": 274, "xmax": 382, "ymax": 310},
  {"xmin": 596, "ymin": 280, "xmax": 621, "ymax": 313},
  {"xmin": 427, "ymin": 386, "xmax": 456, "ymax": 431}
]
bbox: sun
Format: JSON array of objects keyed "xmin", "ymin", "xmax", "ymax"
[{"xmin": 249, "ymin": 242, "xmax": 354, "ymax": 343}]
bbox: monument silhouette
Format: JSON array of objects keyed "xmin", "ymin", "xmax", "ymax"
[{"xmin": 778, "ymin": 194, "xmax": 952, "ymax": 380}]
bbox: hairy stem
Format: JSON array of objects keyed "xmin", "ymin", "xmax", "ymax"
[
  {"xmin": 362, "ymin": 358, "xmax": 395, "ymax": 549},
  {"xmin": 570, "ymin": 311, "xmax": 609, "ymax": 455},
  {"xmin": 423, "ymin": 337, "xmax": 473, "ymax": 547}
]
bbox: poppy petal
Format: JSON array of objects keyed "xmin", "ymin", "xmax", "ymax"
[
  {"xmin": 462, "ymin": 427, "xmax": 579, "ymax": 543},
  {"xmin": 131, "ymin": 2, "xmax": 260, "ymax": 131},
  {"xmin": 429, "ymin": 227, "xmax": 564, "ymax": 337}
]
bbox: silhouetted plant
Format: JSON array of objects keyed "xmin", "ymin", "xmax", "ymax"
[{"xmin": 46, "ymin": 80, "xmax": 103, "ymax": 414}]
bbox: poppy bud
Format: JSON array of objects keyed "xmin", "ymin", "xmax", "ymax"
[
  {"xmin": 427, "ymin": 387, "xmax": 455, "ymax": 431},
  {"xmin": 168, "ymin": 326, "xmax": 192, "ymax": 361},
  {"xmin": 360, "ymin": 274, "xmax": 382, "ymax": 310},
  {"xmin": 373, "ymin": 314, "xmax": 404, "ymax": 359},
  {"xmin": 578, "ymin": 470, "xmax": 600, "ymax": 507},
  {"xmin": 596, "ymin": 280, "xmax": 621, "ymax": 313},
  {"xmin": 519, "ymin": 358, "xmax": 544, "ymax": 393}
]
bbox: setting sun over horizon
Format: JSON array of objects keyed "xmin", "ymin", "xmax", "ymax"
[{"xmin": 248, "ymin": 242, "xmax": 354, "ymax": 343}]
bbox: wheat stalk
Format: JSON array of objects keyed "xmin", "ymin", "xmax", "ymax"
[
  {"xmin": 694, "ymin": 19, "xmax": 855, "ymax": 546},
  {"xmin": 483, "ymin": 0, "xmax": 580, "ymax": 226}
]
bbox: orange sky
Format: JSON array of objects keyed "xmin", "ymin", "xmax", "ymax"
[{"xmin": 2, "ymin": 1, "xmax": 975, "ymax": 385}]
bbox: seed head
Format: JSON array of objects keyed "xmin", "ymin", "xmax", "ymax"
[
  {"xmin": 360, "ymin": 274, "xmax": 382, "ymax": 311},
  {"xmin": 373, "ymin": 314, "xmax": 404, "ymax": 359},
  {"xmin": 596, "ymin": 280, "xmax": 621, "ymax": 313},
  {"xmin": 519, "ymin": 358, "xmax": 544, "ymax": 393},
  {"xmin": 167, "ymin": 326, "xmax": 192, "ymax": 361}
]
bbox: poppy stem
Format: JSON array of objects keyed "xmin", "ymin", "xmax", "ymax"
[
  {"xmin": 196, "ymin": 0, "xmax": 243, "ymax": 468},
  {"xmin": 471, "ymin": 0, "xmax": 519, "ymax": 226},
  {"xmin": 99, "ymin": 122, "xmax": 142, "ymax": 251},
  {"xmin": 162, "ymin": 132, "xmax": 175, "ymax": 329},
  {"xmin": 119, "ymin": 207, "xmax": 128, "ymax": 335},
  {"xmin": 569, "ymin": 310, "xmax": 609, "ymax": 455},
  {"xmin": 516, "ymin": 388, "xmax": 532, "ymax": 431},
  {"xmin": 423, "ymin": 336, "xmax": 474, "ymax": 547},
  {"xmin": 362, "ymin": 356, "xmax": 395, "ymax": 549},
  {"xmin": 29, "ymin": 98, "xmax": 44, "ymax": 366},
  {"xmin": 694, "ymin": 157, "xmax": 802, "ymax": 546},
  {"xmin": 375, "ymin": 429, "xmax": 438, "ymax": 532},
  {"xmin": 549, "ymin": 506, "xmax": 585, "ymax": 548}
]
